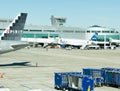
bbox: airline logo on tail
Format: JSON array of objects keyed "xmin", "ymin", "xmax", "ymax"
[
  {"xmin": 90, "ymin": 32, "xmax": 98, "ymax": 41},
  {"xmin": 0, "ymin": 13, "xmax": 27, "ymax": 40},
  {"xmin": 6, "ymin": 29, "xmax": 10, "ymax": 34}
]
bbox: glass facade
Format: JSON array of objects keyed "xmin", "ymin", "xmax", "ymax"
[
  {"xmin": 22, "ymin": 33, "xmax": 59, "ymax": 38},
  {"xmin": 97, "ymin": 35, "xmax": 119, "ymax": 42}
]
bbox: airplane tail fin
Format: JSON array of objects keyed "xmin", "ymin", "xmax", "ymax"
[
  {"xmin": 0, "ymin": 13, "xmax": 27, "ymax": 40},
  {"xmin": 90, "ymin": 32, "xmax": 98, "ymax": 41}
]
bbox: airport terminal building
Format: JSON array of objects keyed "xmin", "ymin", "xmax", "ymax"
[{"xmin": 0, "ymin": 16, "xmax": 120, "ymax": 43}]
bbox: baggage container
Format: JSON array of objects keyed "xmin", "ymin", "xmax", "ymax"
[
  {"xmin": 101, "ymin": 67, "xmax": 114, "ymax": 81},
  {"xmin": 83, "ymin": 68, "xmax": 103, "ymax": 86},
  {"xmin": 83, "ymin": 68, "xmax": 102, "ymax": 78},
  {"xmin": 54, "ymin": 72, "xmax": 81, "ymax": 90},
  {"xmin": 101, "ymin": 67, "xmax": 120, "ymax": 83},
  {"xmin": 114, "ymin": 72, "xmax": 120, "ymax": 87},
  {"xmin": 68, "ymin": 74, "xmax": 94, "ymax": 91},
  {"xmin": 105, "ymin": 71, "xmax": 113, "ymax": 84},
  {"xmin": 105, "ymin": 70, "xmax": 120, "ymax": 87}
]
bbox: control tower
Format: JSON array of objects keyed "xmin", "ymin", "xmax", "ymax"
[{"xmin": 51, "ymin": 15, "xmax": 66, "ymax": 27}]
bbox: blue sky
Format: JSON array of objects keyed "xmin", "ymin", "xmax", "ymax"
[{"xmin": 0, "ymin": 0, "xmax": 120, "ymax": 29}]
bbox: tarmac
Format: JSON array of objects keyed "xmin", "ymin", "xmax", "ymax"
[{"xmin": 0, "ymin": 47, "xmax": 120, "ymax": 91}]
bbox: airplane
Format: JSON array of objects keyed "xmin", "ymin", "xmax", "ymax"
[
  {"xmin": 109, "ymin": 38, "xmax": 120, "ymax": 46},
  {"xmin": 55, "ymin": 32, "xmax": 116, "ymax": 50},
  {"xmin": 55, "ymin": 32, "xmax": 99, "ymax": 49},
  {"xmin": 0, "ymin": 13, "xmax": 29, "ymax": 54}
]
